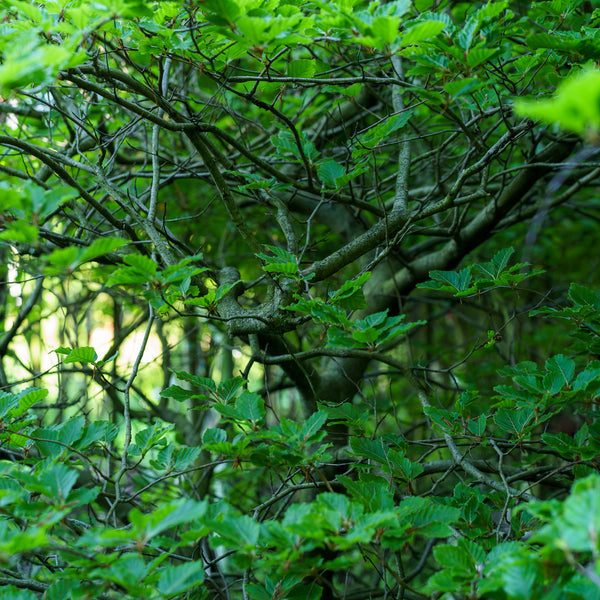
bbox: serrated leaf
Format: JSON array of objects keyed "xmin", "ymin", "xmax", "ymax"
[
  {"xmin": 202, "ymin": 428, "xmax": 227, "ymax": 445},
  {"xmin": 355, "ymin": 311, "xmax": 388, "ymax": 329},
  {"xmin": 541, "ymin": 372, "xmax": 563, "ymax": 395},
  {"xmin": 467, "ymin": 415, "xmax": 486, "ymax": 437},
  {"xmin": 270, "ymin": 131, "xmax": 319, "ymax": 163},
  {"xmin": 218, "ymin": 376, "xmax": 246, "ymax": 404},
  {"xmin": 541, "ymin": 432, "xmax": 578, "ymax": 457},
  {"xmin": 76, "ymin": 421, "xmax": 119, "ymax": 449},
  {"xmin": 317, "ymin": 159, "xmax": 345, "ymax": 188},
  {"xmin": 351, "ymin": 327, "xmax": 380, "ymax": 345},
  {"xmin": 568, "ymin": 284, "xmax": 600, "ymax": 309},
  {"xmin": 338, "ymin": 474, "xmax": 395, "ymax": 511},
  {"xmin": 45, "ymin": 580, "xmax": 77, "ymax": 600},
  {"xmin": 10, "ymin": 387, "xmax": 47, "ymax": 417},
  {"xmin": 38, "ymin": 464, "xmax": 78, "ymax": 502},
  {"xmin": 388, "ymin": 451, "xmax": 424, "ymax": 480},
  {"xmin": 466, "ymin": 47, "xmax": 499, "ymax": 67},
  {"xmin": 494, "ymin": 407, "xmax": 535, "ymax": 436},
  {"xmin": 286, "ymin": 297, "xmax": 350, "ymax": 327},
  {"xmin": 433, "ymin": 544, "xmax": 476, "ymax": 574},
  {"xmin": 173, "ymin": 371, "xmax": 217, "ymax": 391},
  {"xmin": 402, "ymin": 20, "xmax": 445, "ymax": 45},
  {"xmin": 371, "ymin": 15, "xmax": 401, "ymax": 46},
  {"xmin": 263, "ymin": 262, "xmax": 299, "ymax": 275},
  {"xmin": 79, "ymin": 237, "xmax": 127, "ymax": 263},
  {"xmin": 157, "ymin": 562, "xmax": 205, "ymax": 596},
  {"xmin": 472, "ymin": 248, "xmax": 514, "ymax": 279},
  {"xmin": 135, "ymin": 422, "xmax": 173, "ymax": 453},
  {"xmin": 326, "ymin": 326, "xmax": 361, "ymax": 349},
  {"xmin": 0, "ymin": 222, "xmax": 39, "ymax": 244},
  {"xmin": 287, "ymin": 59, "xmax": 315, "ymax": 78},
  {"xmin": 160, "ymin": 385, "xmax": 197, "ymax": 402},
  {"xmin": 514, "ymin": 67, "xmax": 600, "ymax": 138},
  {"xmin": 349, "ymin": 437, "xmax": 388, "ymax": 464},
  {"xmin": 573, "ymin": 361, "xmax": 600, "ymax": 391},
  {"xmin": 123, "ymin": 253, "xmax": 158, "ymax": 275},
  {"xmin": 545, "ymin": 354, "xmax": 575, "ymax": 386},
  {"xmin": 129, "ymin": 499, "xmax": 207, "ymax": 539},
  {"xmin": 300, "ymin": 411, "xmax": 328, "ymax": 443},
  {"xmin": 353, "ymin": 110, "xmax": 412, "ymax": 158},
  {"xmin": 235, "ymin": 391, "xmax": 265, "ymax": 423},
  {"xmin": 62, "ymin": 346, "xmax": 98, "ymax": 364},
  {"xmin": 424, "ymin": 406, "xmax": 460, "ymax": 433},
  {"xmin": 420, "ymin": 268, "xmax": 472, "ymax": 294},
  {"xmin": 457, "ymin": 16, "xmax": 478, "ymax": 51},
  {"xmin": 160, "ymin": 259, "xmax": 207, "ymax": 285}
]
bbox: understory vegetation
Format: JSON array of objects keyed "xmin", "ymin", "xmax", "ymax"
[{"xmin": 1, "ymin": 0, "xmax": 600, "ymax": 599}]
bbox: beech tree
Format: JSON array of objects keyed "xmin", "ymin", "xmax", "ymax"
[{"xmin": 1, "ymin": 0, "xmax": 600, "ymax": 599}]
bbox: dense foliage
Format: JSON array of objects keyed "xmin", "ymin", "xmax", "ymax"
[{"xmin": 1, "ymin": 0, "xmax": 600, "ymax": 598}]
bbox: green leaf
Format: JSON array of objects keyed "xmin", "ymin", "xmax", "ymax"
[
  {"xmin": 351, "ymin": 327, "xmax": 379, "ymax": 344},
  {"xmin": 45, "ymin": 580, "xmax": 77, "ymax": 600},
  {"xmin": 545, "ymin": 354, "xmax": 575, "ymax": 387},
  {"xmin": 433, "ymin": 543, "xmax": 476, "ymax": 575},
  {"xmin": 352, "ymin": 110, "xmax": 412, "ymax": 158},
  {"xmin": 402, "ymin": 20, "xmax": 445, "ymax": 45},
  {"xmin": 160, "ymin": 257, "xmax": 207, "ymax": 285},
  {"xmin": 568, "ymin": 284, "xmax": 600, "ymax": 309},
  {"xmin": 79, "ymin": 237, "xmax": 127, "ymax": 263},
  {"xmin": 160, "ymin": 385, "xmax": 198, "ymax": 402},
  {"xmin": 287, "ymin": 59, "xmax": 316, "ymax": 78},
  {"xmin": 466, "ymin": 47, "xmax": 499, "ymax": 67},
  {"xmin": 4, "ymin": 387, "xmax": 47, "ymax": 418},
  {"xmin": 212, "ymin": 513, "xmax": 261, "ymax": 547},
  {"xmin": 419, "ymin": 267, "xmax": 472, "ymax": 294},
  {"xmin": 130, "ymin": 499, "xmax": 208, "ymax": 539},
  {"xmin": 218, "ymin": 376, "xmax": 246, "ymax": 404},
  {"xmin": 328, "ymin": 273, "xmax": 369, "ymax": 310},
  {"xmin": 472, "ymin": 247, "xmax": 514, "ymax": 279},
  {"xmin": 457, "ymin": 16, "xmax": 478, "ymax": 51},
  {"xmin": 338, "ymin": 474, "xmax": 395, "ymax": 511},
  {"xmin": 300, "ymin": 411, "xmax": 328, "ymax": 443},
  {"xmin": 157, "ymin": 562, "xmax": 205, "ymax": 596},
  {"xmin": 257, "ymin": 244, "xmax": 300, "ymax": 277},
  {"xmin": 494, "ymin": 407, "xmax": 535, "ymax": 436},
  {"xmin": 286, "ymin": 297, "xmax": 350, "ymax": 327},
  {"xmin": 76, "ymin": 421, "xmax": 119, "ymax": 450},
  {"xmin": 424, "ymin": 406, "xmax": 460, "ymax": 433},
  {"xmin": 263, "ymin": 261, "xmax": 299, "ymax": 275},
  {"xmin": 0, "ymin": 585, "xmax": 38, "ymax": 600},
  {"xmin": 22, "ymin": 464, "xmax": 79, "ymax": 502},
  {"xmin": 541, "ymin": 432, "xmax": 578, "ymax": 457},
  {"xmin": 388, "ymin": 451, "xmax": 424, "ymax": 480},
  {"xmin": 0, "ymin": 222, "xmax": 39, "ymax": 243},
  {"xmin": 60, "ymin": 346, "xmax": 98, "ymax": 364},
  {"xmin": 270, "ymin": 130, "xmax": 319, "ymax": 163},
  {"xmin": 573, "ymin": 361, "xmax": 600, "ymax": 391},
  {"xmin": 467, "ymin": 415, "xmax": 487, "ymax": 437},
  {"xmin": 203, "ymin": 428, "xmax": 227, "ymax": 445},
  {"xmin": 317, "ymin": 159, "xmax": 346, "ymax": 188},
  {"xmin": 0, "ymin": 30, "xmax": 84, "ymax": 94},
  {"xmin": 134, "ymin": 422, "xmax": 173, "ymax": 453},
  {"xmin": 371, "ymin": 15, "xmax": 401, "ymax": 46},
  {"xmin": 514, "ymin": 67, "xmax": 600, "ymax": 139},
  {"xmin": 236, "ymin": 391, "xmax": 265, "ymax": 423},
  {"xmin": 172, "ymin": 371, "xmax": 217, "ymax": 393},
  {"xmin": 349, "ymin": 436, "xmax": 389, "ymax": 463},
  {"xmin": 107, "ymin": 253, "xmax": 158, "ymax": 286}
]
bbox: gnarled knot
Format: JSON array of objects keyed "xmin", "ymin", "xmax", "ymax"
[{"xmin": 216, "ymin": 267, "xmax": 301, "ymax": 336}]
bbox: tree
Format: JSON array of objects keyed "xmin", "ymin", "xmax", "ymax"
[{"xmin": 1, "ymin": 0, "xmax": 600, "ymax": 598}]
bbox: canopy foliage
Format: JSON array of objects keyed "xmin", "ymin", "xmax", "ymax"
[{"xmin": 1, "ymin": 0, "xmax": 600, "ymax": 599}]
